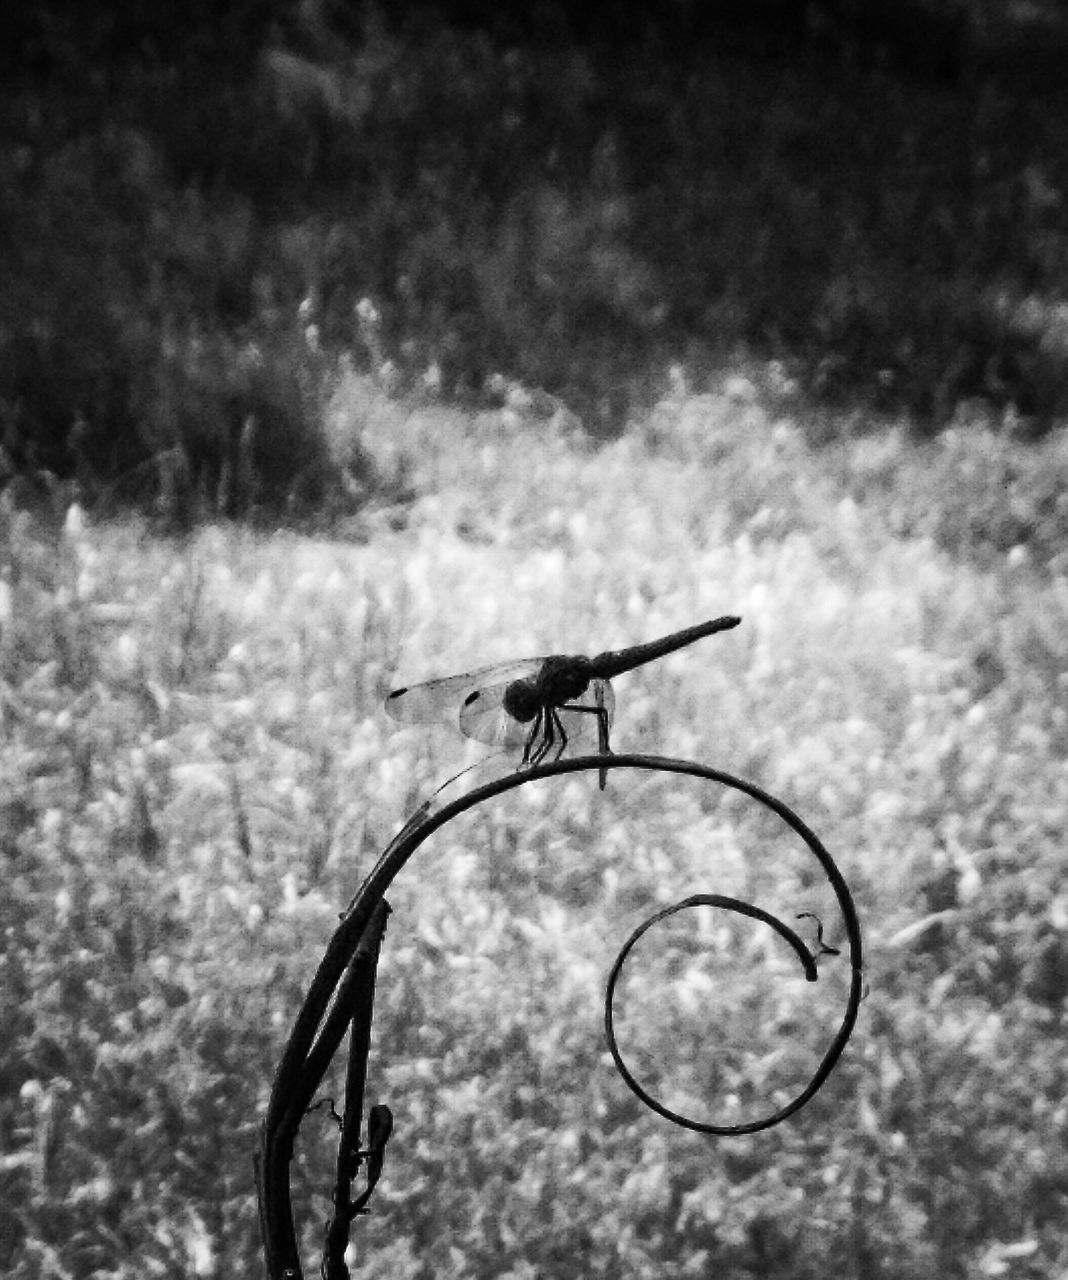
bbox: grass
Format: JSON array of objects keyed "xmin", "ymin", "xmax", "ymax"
[{"xmin": 3, "ymin": 384, "xmax": 1066, "ymax": 1277}]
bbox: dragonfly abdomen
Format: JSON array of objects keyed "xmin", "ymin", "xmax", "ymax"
[{"xmin": 590, "ymin": 616, "xmax": 741, "ymax": 679}]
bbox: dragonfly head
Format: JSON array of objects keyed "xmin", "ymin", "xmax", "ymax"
[{"xmin": 499, "ymin": 677, "xmax": 542, "ymax": 723}]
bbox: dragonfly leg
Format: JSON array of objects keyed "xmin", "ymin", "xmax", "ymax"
[
  {"xmin": 519, "ymin": 706, "xmax": 540, "ymax": 762},
  {"xmin": 526, "ymin": 703, "xmax": 573, "ymax": 768},
  {"xmin": 529, "ymin": 707, "xmax": 561, "ymax": 767},
  {"xmin": 548, "ymin": 708, "xmax": 568, "ymax": 762},
  {"xmin": 558, "ymin": 702, "xmax": 611, "ymax": 749},
  {"xmin": 558, "ymin": 701, "xmax": 613, "ymax": 790},
  {"xmin": 525, "ymin": 703, "xmax": 611, "ymax": 786},
  {"xmin": 594, "ymin": 684, "xmax": 610, "ymax": 790}
]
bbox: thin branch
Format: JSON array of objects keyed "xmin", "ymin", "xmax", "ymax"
[
  {"xmin": 257, "ymin": 898, "xmax": 391, "ymax": 1279},
  {"xmin": 322, "ymin": 900, "xmax": 391, "ymax": 1278},
  {"xmin": 604, "ymin": 893, "xmax": 861, "ymax": 1134},
  {"xmin": 258, "ymin": 752, "xmax": 864, "ymax": 1277}
]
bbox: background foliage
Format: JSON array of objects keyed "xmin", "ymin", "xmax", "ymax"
[
  {"xmin": 2, "ymin": 389, "xmax": 1067, "ymax": 1276},
  {"xmin": 2, "ymin": 0, "xmax": 1068, "ymax": 513}
]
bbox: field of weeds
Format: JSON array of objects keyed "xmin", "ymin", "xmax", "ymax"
[{"xmin": 3, "ymin": 379, "xmax": 1066, "ymax": 1277}]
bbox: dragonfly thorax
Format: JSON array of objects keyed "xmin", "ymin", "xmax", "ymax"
[{"xmin": 502, "ymin": 655, "xmax": 593, "ymax": 723}]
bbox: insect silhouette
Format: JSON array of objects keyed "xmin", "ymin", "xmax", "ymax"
[{"xmin": 385, "ymin": 616, "xmax": 741, "ymax": 788}]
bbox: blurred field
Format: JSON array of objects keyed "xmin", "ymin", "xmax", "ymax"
[
  {"xmin": 6, "ymin": 0, "xmax": 1068, "ymax": 517},
  {"xmin": 2, "ymin": 382, "xmax": 1066, "ymax": 1277}
]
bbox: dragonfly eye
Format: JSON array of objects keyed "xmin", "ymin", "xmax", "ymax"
[{"xmin": 502, "ymin": 679, "xmax": 541, "ymax": 724}]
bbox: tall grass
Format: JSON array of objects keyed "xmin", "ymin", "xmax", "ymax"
[{"xmin": 2, "ymin": 387, "xmax": 1066, "ymax": 1277}]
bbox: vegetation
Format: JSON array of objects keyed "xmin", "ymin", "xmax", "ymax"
[
  {"xmin": 2, "ymin": 388, "xmax": 1067, "ymax": 1276},
  {"xmin": 2, "ymin": 1, "xmax": 1067, "ymax": 1275},
  {"xmin": 3, "ymin": 0, "xmax": 1068, "ymax": 515}
]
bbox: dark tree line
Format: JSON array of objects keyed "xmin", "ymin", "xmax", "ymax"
[
  {"xmin": 3, "ymin": 1, "xmax": 1060, "ymax": 97},
  {"xmin": 2, "ymin": 0, "xmax": 1067, "ymax": 504},
  {"xmin": 380, "ymin": 0, "xmax": 973, "ymax": 80}
]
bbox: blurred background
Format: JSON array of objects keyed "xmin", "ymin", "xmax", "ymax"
[{"xmin": 3, "ymin": 0, "xmax": 1068, "ymax": 512}]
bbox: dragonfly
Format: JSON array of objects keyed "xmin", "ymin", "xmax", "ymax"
[{"xmin": 384, "ymin": 616, "xmax": 741, "ymax": 789}]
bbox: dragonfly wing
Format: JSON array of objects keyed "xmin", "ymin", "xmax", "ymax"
[
  {"xmin": 385, "ymin": 659, "xmax": 542, "ymax": 729},
  {"xmin": 385, "ymin": 670, "xmax": 485, "ymax": 725},
  {"xmin": 457, "ymin": 680, "xmax": 533, "ymax": 748}
]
